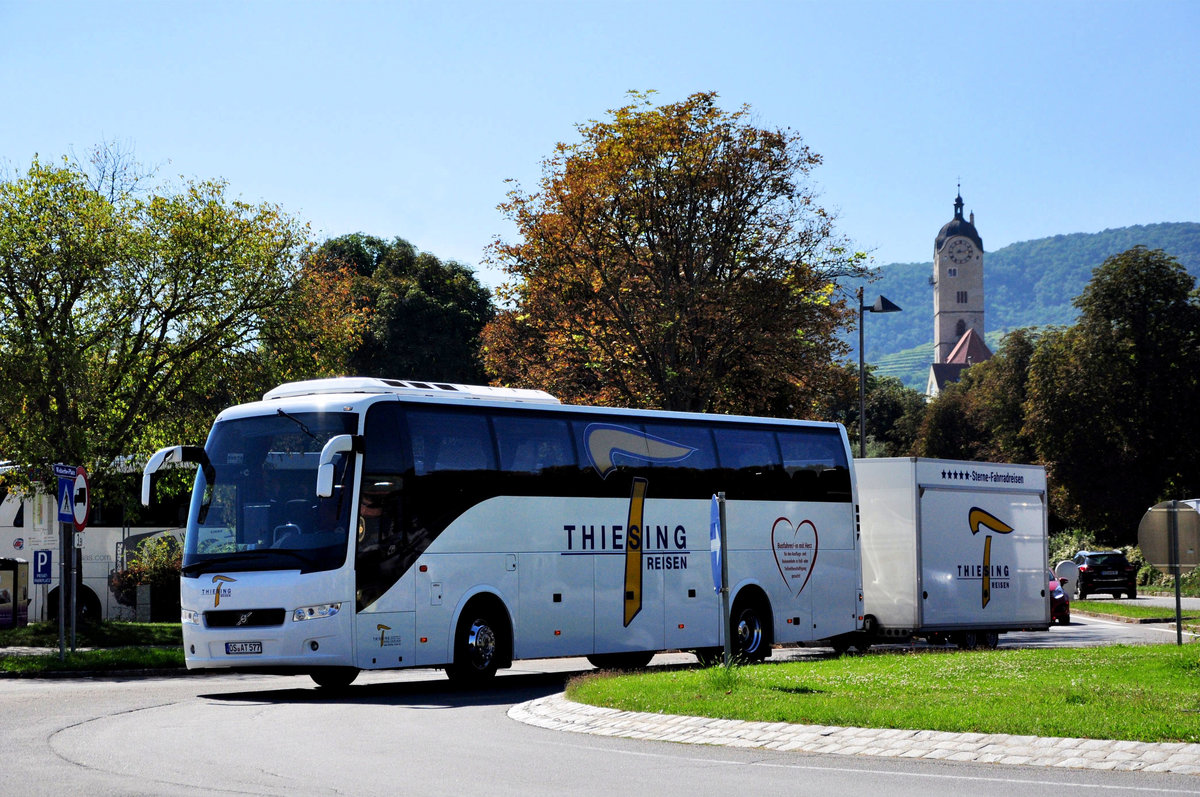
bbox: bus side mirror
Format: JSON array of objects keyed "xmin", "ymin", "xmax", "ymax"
[
  {"xmin": 317, "ymin": 435, "xmax": 364, "ymax": 498},
  {"xmin": 142, "ymin": 446, "xmax": 211, "ymax": 506}
]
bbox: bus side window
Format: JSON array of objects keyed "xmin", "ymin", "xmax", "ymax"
[
  {"xmin": 777, "ymin": 428, "xmax": 851, "ymax": 502},
  {"xmin": 407, "ymin": 409, "xmax": 496, "ymax": 473},
  {"xmin": 493, "ymin": 414, "xmax": 576, "ymax": 474},
  {"xmin": 713, "ymin": 427, "xmax": 785, "ymax": 499},
  {"xmin": 642, "ymin": 422, "xmax": 717, "ymax": 497},
  {"xmin": 357, "ymin": 403, "xmax": 417, "ymax": 612}
]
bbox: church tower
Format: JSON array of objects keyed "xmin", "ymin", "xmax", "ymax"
[{"xmin": 932, "ymin": 191, "xmax": 985, "ymax": 363}]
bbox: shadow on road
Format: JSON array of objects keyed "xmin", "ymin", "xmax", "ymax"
[{"xmin": 199, "ymin": 668, "xmax": 581, "ymax": 709}]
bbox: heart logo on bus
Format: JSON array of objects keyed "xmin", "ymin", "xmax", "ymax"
[{"xmin": 771, "ymin": 517, "xmax": 818, "ymax": 596}]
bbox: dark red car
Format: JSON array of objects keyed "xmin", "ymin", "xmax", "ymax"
[{"xmin": 1048, "ymin": 569, "xmax": 1070, "ymax": 624}]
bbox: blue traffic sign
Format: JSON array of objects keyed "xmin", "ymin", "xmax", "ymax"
[
  {"xmin": 34, "ymin": 550, "xmax": 52, "ymax": 585},
  {"xmin": 57, "ymin": 477, "xmax": 75, "ymax": 524}
]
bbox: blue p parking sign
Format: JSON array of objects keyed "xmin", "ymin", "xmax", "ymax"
[{"xmin": 34, "ymin": 550, "xmax": 52, "ymax": 585}]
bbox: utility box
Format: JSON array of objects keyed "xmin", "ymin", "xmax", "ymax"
[
  {"xmin": 856, "ymin": 458, "xmax": 1049, "ymax": 645},
  {"xmin": 0, "ymin": 558, "xmax": 30, "ymax": 629}
]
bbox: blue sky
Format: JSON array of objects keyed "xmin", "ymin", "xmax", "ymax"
[{"xmin": 2, "ymin": 0, "xmax": 1197, "ymax": 289}]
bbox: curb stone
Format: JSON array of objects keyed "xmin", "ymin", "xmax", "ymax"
[{"xmin": 508, "ymin": 693, "xmax": 1200, "ymax": 775}]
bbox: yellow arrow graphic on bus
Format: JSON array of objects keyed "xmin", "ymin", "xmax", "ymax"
[
  {"xmin": 211, "ymin": 575, "xmax": 236, "ymax": 608},
  {"xmin": 968, "ymin": 507, "xmax": 1013, "ymax": 609},
  {"xmin": 624, "ymin": 478, "xmax": 648, "ymax": 627}
]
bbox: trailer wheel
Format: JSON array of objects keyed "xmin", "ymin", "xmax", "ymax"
[
  {"xmin": 954, "ymin": 631, "xmax": 978, "ymax": 650},
  {"xmin": 981, "ymin": 631, "xmax": 1000, "ymax": 649}
]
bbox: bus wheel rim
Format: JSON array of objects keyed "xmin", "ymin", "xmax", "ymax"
[{"xmin": 467, "ymin": 620, "xmax": 496, "ymax": 669}]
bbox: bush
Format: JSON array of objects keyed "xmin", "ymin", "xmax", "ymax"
[
  {"xmin": 1048, "ymin": 529, "xmax": 1100, "ymax": 567},
  {"xmin": 108, "ymin": 535, "xmax": 182, "ymax": 607}
]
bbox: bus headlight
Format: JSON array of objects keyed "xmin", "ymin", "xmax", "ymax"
[
  {"xmin": 293, "ymin": 602, "xmax": 341, "ymax": 622},
  {"xmin": 181, "ymin": 609, "xmax": 203, "ymax": 626}
]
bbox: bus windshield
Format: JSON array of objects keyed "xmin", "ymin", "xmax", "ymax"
[{"xmin": 182, "ymin": 410, "xmax": 359, "ymax": 575}]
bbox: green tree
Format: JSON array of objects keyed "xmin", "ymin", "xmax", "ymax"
[
  {"xmin": 314, "ymin": 233, "xmax": 494, "ymax": 383},
  {"xmin": 0, "ymin": 154, "xmax": 353, "ymax": 499},
  {"xmin": 1025, "ymin": 247, "xmax": 1200, "ymax": 541},
  {"xmin": 482, "ymin": 91, "xmax": 868, "ymax": 416},
  {"xmin": 914, "ymin": 380, "xmax": 984, "ymax": 460},
  {"xmin": 815, "ymin": 363, "xmax": 925, "ymax": 456},
  {"xmin": 916, "ymin": 329, "xmax": 1040, "ymax": 464}
]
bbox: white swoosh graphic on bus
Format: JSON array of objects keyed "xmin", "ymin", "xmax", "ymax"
[{"xmin": 584, "ymin": 424, "xmax": 696, "ymax": 478}]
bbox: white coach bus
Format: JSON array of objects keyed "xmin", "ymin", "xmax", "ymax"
[{"xmin": 143, "ymin": 378, "xmax": 863, "ymax": 687}]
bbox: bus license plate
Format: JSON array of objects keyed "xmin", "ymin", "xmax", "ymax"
[{"xmin": 225, "ymin": 641, "xmax": 263, "ymax": 655}]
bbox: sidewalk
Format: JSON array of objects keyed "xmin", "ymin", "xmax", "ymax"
[{"xmin": 509, "ymin": 693, "xmax": 1200, "ymax": 775}]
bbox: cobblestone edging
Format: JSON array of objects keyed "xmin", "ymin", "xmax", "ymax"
[{"xmin": 509, "ymin": 693, "xmax": 1200, "ymax": 775}]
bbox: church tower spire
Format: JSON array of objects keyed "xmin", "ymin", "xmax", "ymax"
[{"xmin": 927, "ymin": 191, "xmax": 990, "ymax": 396}]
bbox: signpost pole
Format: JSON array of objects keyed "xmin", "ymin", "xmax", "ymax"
[
  {"xmin": 58, "ymin": 521, "xmax": 67, "ymax": 660},
  {"xmin": 1170, "ymin": 500, "xmax": 1183, "ymax": 646},
  {"xmin": 70, "ymin": 535, "xmax": 78, "ymax": 652},
  {"xmin": 718, "ymin": 492, "xmax": 731, "ymax": 668}
]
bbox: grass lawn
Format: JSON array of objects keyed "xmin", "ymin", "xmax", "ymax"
[
  {"xmin": 0, "ymin": 647, "xmax": 185, "ymax": 674},
  {"xmin": 568, "ymin": 645, "xmax": 1200, "ymax": 743},
  {"xmin": 0, "ymin": 620, "xmax": 182, "ymax": 648},
  {"xmin": 0, "ymin": 621, "xmax": 184, "ymax": 674},
  {"xmin": 1073, "ymin": 600, "xmax": 1198, "ymax": 622}
]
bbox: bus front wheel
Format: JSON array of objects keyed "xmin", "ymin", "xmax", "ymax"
[
  {"xmin": 446, "ymin": 608, "xmax": 507, "ymax": 685},
  {"xmin": 311, "ymin": 667, "xmax": 358, "ymax": 689}
]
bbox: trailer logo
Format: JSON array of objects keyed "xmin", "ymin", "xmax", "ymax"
[
  {"xmin": 969, "ymin": 507, "xmax": 1014, "ymax": 608},
  {"xmin": 584, "ymin": 424, "xmax": 695, "ymax": 627},
  {"xmin": 205, "ymin": 574, "xmax": 236, "ymax": 607},
  {"xmin": 771, "ymin": 517, "xmax": 818, "ymax": 596}
]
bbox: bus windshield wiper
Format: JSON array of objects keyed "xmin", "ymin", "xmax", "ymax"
[{"xmin": 276, "ymin": 408, "xmax": 318, "ymax": 440}]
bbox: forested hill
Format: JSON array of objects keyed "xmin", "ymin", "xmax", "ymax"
[{"xmin": 860, "ymin": 222, "xmax": 1200, "ymax": 388}]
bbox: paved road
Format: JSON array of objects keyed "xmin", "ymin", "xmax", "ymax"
[{"xmin": 2, "ymin": 615, "xmax": 1197, "ymax": 797}]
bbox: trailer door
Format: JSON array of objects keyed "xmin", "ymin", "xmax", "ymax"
[{"xmin": 918, "ymin": 486, "xmax": 1048, "ymax": 629}]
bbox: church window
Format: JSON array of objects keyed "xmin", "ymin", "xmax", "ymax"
[
  {"xmin": 956, "ymin": 291, "xmax": 968, "ymax": 304},
  {"xmin": 955, "ymin": 319, "xmax": 967, "ymax": 338},
  {"xmin": 947, "ymin": 267, "xmax": 958, "ymax": 277}
]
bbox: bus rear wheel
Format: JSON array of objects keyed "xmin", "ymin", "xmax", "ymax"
[
  {"xmin": 446, "ymin": 608, "xmax": 507, "ymax": 685},
  {"xmin": 731, "ymin": 596, "xmax": 772, "ymax": 662},
  {"xmin": 586, "ymin": 651, "xmax": 654, "ymax": 671}
]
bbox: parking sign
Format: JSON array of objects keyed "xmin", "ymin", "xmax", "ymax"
[{"xmin": 34, "ymin": 550, "xmax": 52, "ymax": 585}]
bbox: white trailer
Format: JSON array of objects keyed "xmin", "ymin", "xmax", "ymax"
[{"xmin": 853, "ymin": 457, "xmax": 1049, "ymax": 649}]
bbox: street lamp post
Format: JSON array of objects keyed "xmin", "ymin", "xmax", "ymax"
[{"xmin": 857, "ymin": 287, "xmax": 902, "ymax": 458}]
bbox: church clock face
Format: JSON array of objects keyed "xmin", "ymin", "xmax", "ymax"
[{"xmin": 946, "ymin": 238, "xmax": 973, "ymax": 265}]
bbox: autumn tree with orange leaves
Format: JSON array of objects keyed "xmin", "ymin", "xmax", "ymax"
[{"xmin": 482, "ymin": 92, "xmax": 867, "ymax": 416}]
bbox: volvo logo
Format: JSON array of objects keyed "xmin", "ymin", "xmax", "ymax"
[{"xmin": 235, "ymin": 612, "xmax": 253, "ymax": 627}]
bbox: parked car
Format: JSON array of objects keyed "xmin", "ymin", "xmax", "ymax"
[
  {"xmin": 1048, "ymin": 570, "xmax": 1070, "ymax": 624},
  {"xmin": 1072, "ymin": 550, "xmax": 1137, "ymax": 599}
]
